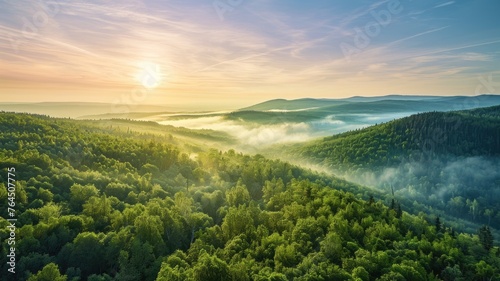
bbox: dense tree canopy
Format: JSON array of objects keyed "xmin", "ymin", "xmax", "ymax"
[{"xmin": 0, "ymin": 112, "xmax": 499, "ymax": 280}]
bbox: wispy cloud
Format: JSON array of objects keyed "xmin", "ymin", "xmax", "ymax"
[
  {"xmin": 338, "ymin": 0, "xmax": 390, "ymax": 28},
  {"xmin": 434, "ymin": 1, "xmax": 455, "ymax": 9},
  {"xmin": 411, "ymin": 52, "xmax": 493, "ymax": 63},
  {"xmin": 1, "ymin": 0, "xmax": 499, "ymax": 104},
  {"xmin": 385, "ymin": 26, "xmax": 450, "ymax": 47}
]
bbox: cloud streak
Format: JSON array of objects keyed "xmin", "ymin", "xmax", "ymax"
[{"xmin": 1, "ymin": 0, "xmax": 499, "ymax": 104}]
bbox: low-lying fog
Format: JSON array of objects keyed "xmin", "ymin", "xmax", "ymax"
[{"xmin": 143, "ymin": 111, "xmax": 416, "ymax": 148}]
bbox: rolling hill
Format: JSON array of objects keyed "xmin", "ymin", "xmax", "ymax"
[
  {"xmin": 283, "ymin": 105, "xmax": 500, "ymax": 231},
  {"xmin": 295, "ymin": 105, "xmax": 500, "ymax": 168},
  {"xmin": 241, "ymin": 95, "xmax": 500, "ymax": 113}
]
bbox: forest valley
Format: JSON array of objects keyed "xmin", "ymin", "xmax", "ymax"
[{"xmin": 0, "ymin": 107, "xmax": 499, "ymax": 281}]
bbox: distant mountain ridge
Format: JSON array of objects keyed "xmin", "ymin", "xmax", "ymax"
[
  {"xmin": 3, "ymin": 95, "xmax": 499, "ymax": 120},
  {"xmin": 241, "ymin": 94, "xmax": 500, "ymax": 112},
  {"xmin": 0, "ymin": 102, "xmax": 218, "ymax": 118},
  {"xmin": 239, "ymin": 98, "xmax": 348, "ymax": 111}
]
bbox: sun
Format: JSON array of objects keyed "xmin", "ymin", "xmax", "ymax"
[{"xmin": 136, "ymin": 62, "xmax": 162, "ymax": 89}]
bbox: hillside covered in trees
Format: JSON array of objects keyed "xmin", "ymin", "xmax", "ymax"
[
  {"xmin": 1, "ymin": 112, "xmax": 500, "ymax": 280},
  {"xmin": 297, "ymin": 105, "xmax": 500, "ymax": 166},
  {"xmin": 288, "ymin": 105, "xmax": 500, "ymax": 231}
]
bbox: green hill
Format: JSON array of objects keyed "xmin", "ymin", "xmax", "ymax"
[
  {"xmin": 1, "ymin": 112, "xmax": 499, "ymax": 280},
  {"xmin": 289, "ymin": 105, "xmax": 500, "ymax": 230},
  {"xmin": 296, "ymin": 105, "xmax": 500, "ymax": 168}
]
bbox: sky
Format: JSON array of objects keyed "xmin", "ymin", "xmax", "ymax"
[{"xmin": 1, "ymin": 0, "xmax": 500, "ymax": 109}]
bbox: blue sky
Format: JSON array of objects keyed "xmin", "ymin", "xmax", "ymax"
[{"xmin": 0, "ymin": 0, "xmax": 499, "ymax": 108}]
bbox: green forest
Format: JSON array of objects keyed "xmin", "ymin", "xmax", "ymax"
[
  {"xmin": 287, "ymin": 106, "xmax": 500, "ymax": 233},
  {"xmin": 296, "ymin": 105, "xmax": 500, "ymax": 167},
  {"xmin": 1, "ymin": 112, "xmax": 500, "ymax": 280}
]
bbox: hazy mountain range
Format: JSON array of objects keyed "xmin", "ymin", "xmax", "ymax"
[{"xmin": 3, "ymin": 95, "xmax": 500, "ymax": 150}]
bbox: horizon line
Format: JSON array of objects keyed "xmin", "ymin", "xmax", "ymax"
[{"xmin": 1, "ymin": 93, "xmax": 499, "ymax": 106}]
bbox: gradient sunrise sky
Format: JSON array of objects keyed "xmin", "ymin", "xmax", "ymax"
[{"xmin": 1, "ymin": 0, "xmax": 499, "ymax": 108}]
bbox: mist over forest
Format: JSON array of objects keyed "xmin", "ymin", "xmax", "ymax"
[
  {"xmin": 65, "ymin": 96, "xmax": 500, "ymax": 234},
  {"xmin": 3, "ymin": 0, "xmax": 500, "ymax": 278},
  {"xmin": 2, "ymin": 95, "xmax": 500, "ymax": 280}
]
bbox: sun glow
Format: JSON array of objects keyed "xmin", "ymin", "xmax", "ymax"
[{"xmin": 136, "ymin": 62, "xmax": 162, "ymax": 89}]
